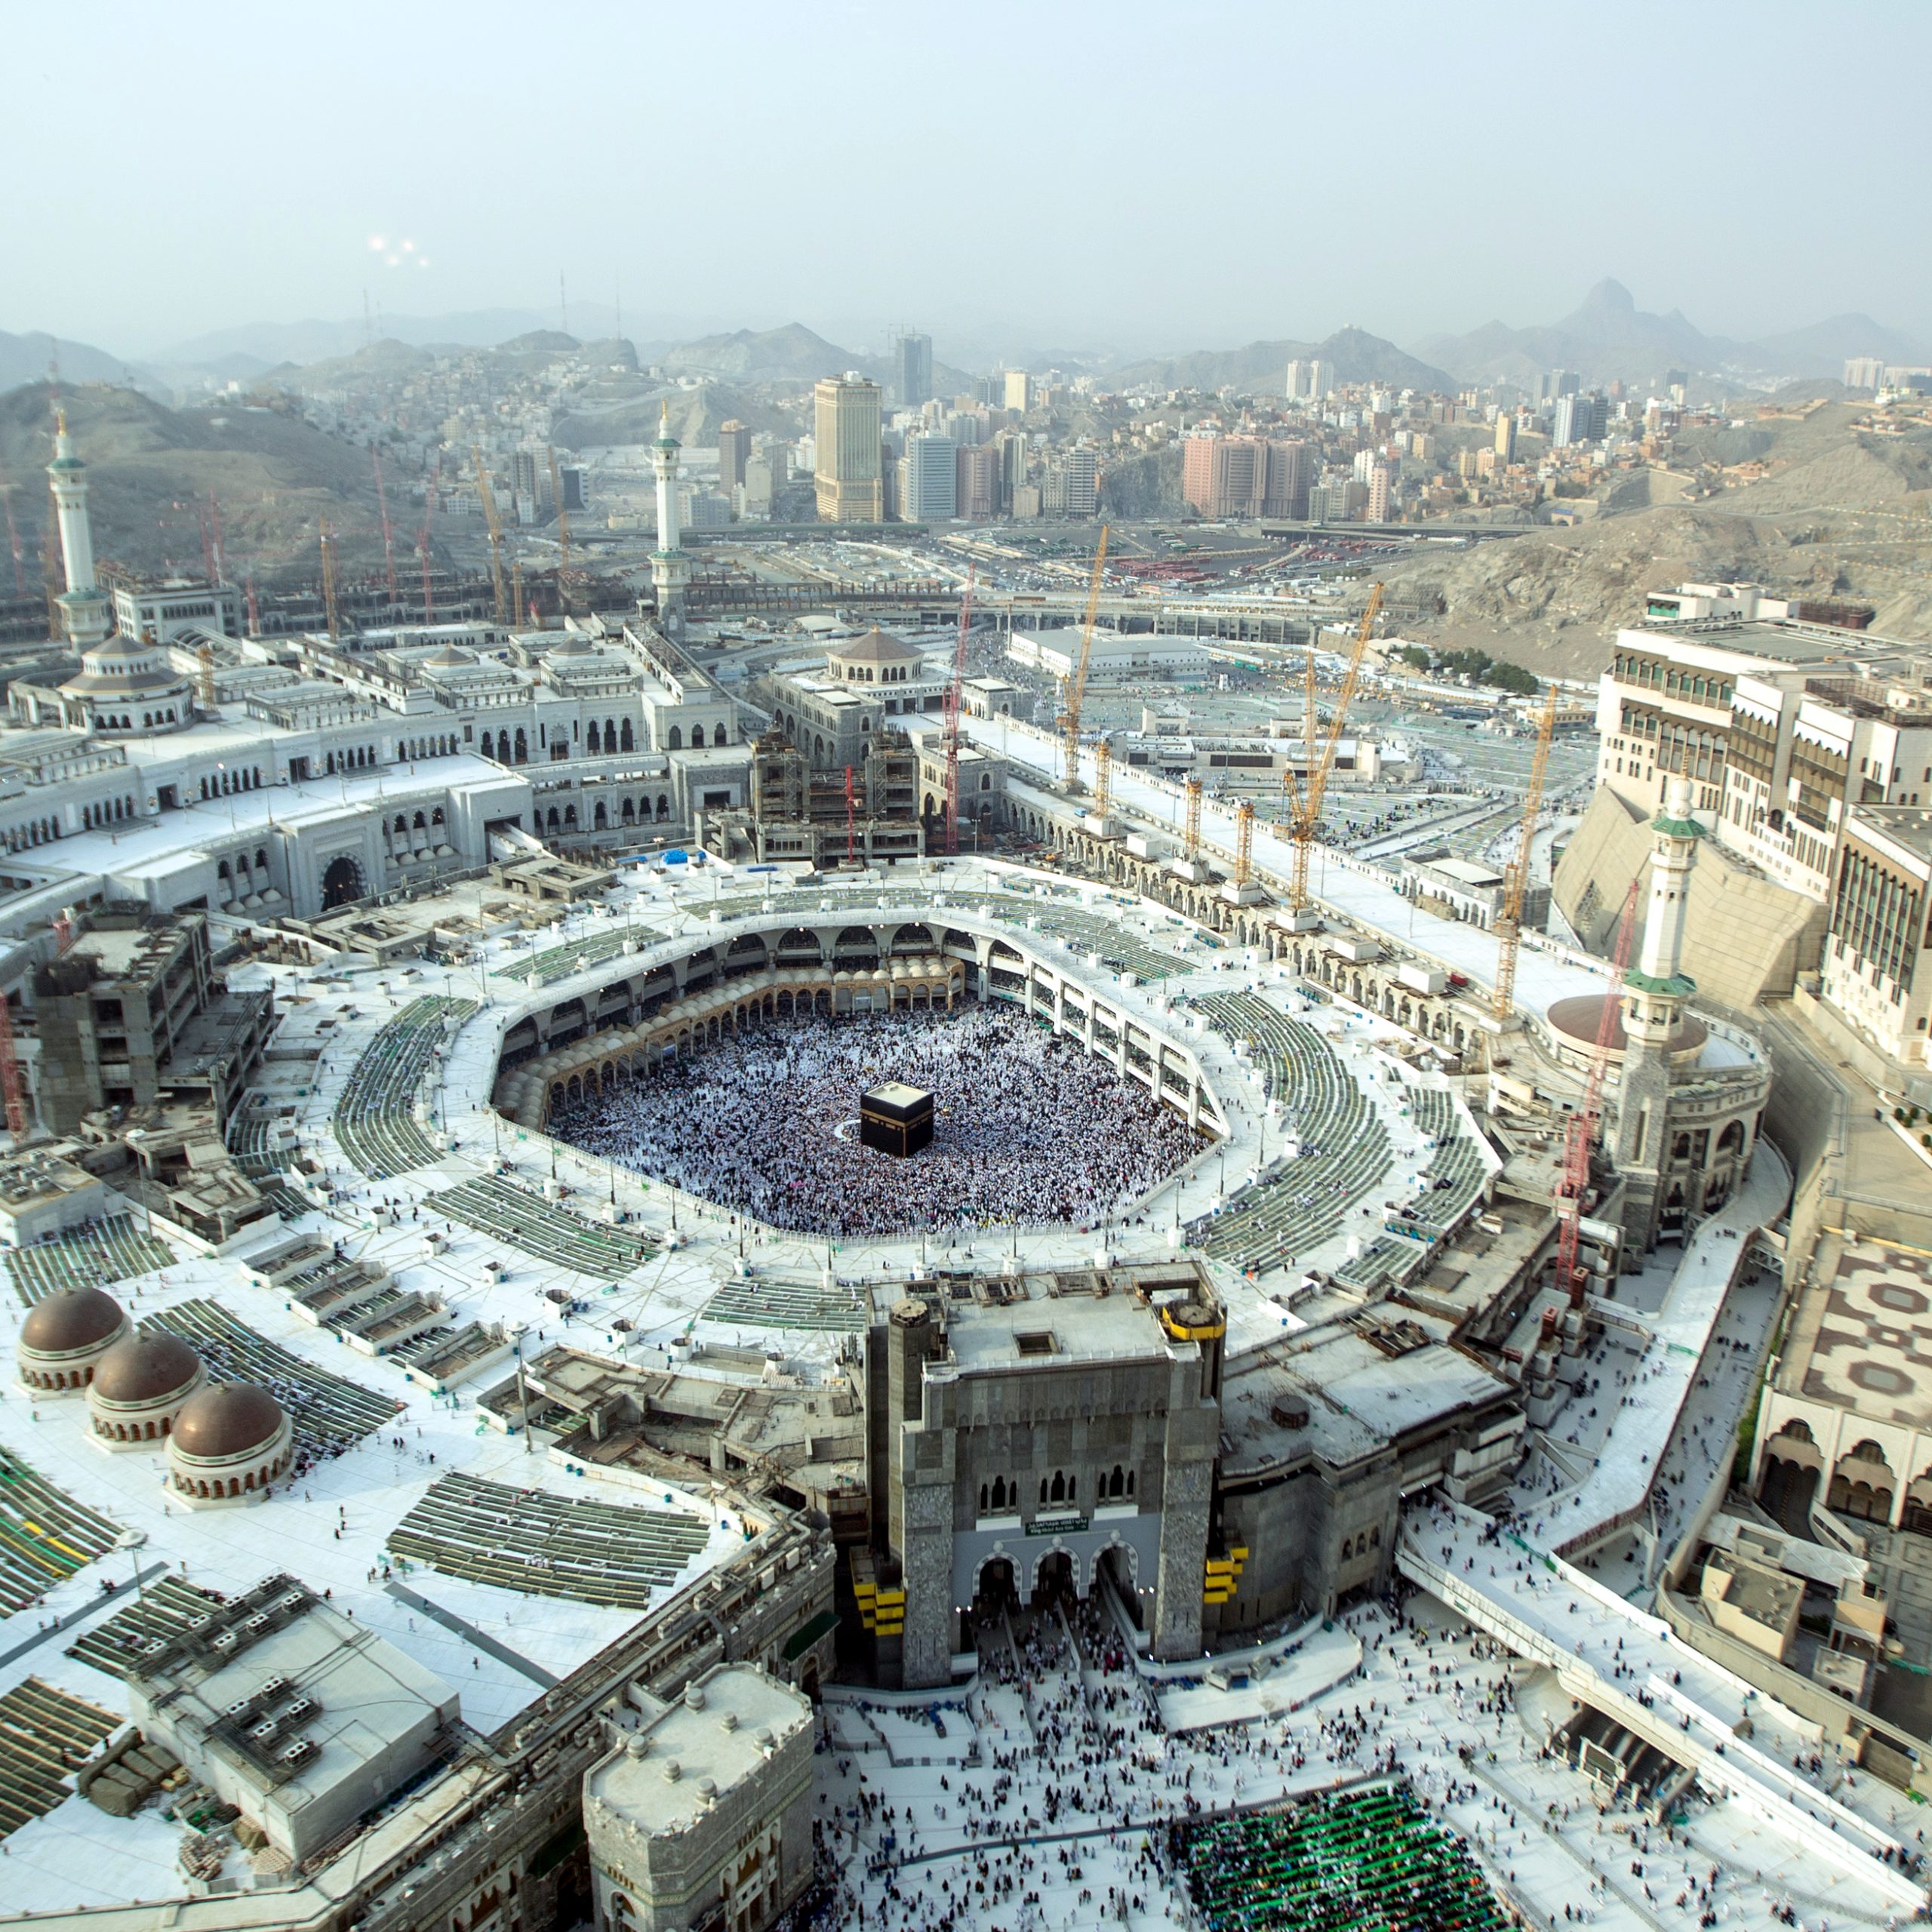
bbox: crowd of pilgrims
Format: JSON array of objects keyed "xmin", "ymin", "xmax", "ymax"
[
  {"xmin": 792, "ymin": 1576, "xmax": 1898, "ymax": 1932},
  {"xmin": 548, "ymin": 1005, "xmax": 1198, "ymax": 1238}
]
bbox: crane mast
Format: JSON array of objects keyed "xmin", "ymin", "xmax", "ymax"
[
  {"xmin": 547, "ymin": 446, "xmax": 576, "ymax": 611},
  {"xmin": 1553, "ymin": 878, "xmax": 1642, "ymax": 1301},
  {"xmin": 371, "ymin": 451, "xmax": 398, "ymax": 605},
  {"xmin": 943, "ymin": 567, "xmax": 975, "ymax": 855},
  {"xmin": 472, "ymin": 447, "xmax": 509, "ymax": 625},
  {"xmin": 1282, "ymin": 582, "xmax": 1383, "ymax": 909},
  {"xmin": 1059, "ymin": 525, "xmax": 1109, "ymax": 791},
  {"xmin": 1183, "ymin": 776, "xmax": 1203, "ymax": 861},
  {"xmin": 1491, "ymin": 679, "xmax": 1559, "ymax": 1023},
  {"xmin": 319, "ymin": 519, "xmax": 340, "ymax": 643}
]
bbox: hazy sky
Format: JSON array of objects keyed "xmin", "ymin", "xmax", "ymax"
[{"xmin": 8, "ymin": 0, "xmax": 1928, "ymax": 360}]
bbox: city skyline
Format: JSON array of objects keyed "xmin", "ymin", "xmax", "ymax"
[{"xmin": 5, "ymin": 0, "xmax": 1929, "ymax": 355}]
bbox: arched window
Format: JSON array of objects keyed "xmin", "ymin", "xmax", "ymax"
[
  {"xmin": 691, "ymin": 724, "xmax": 706, "ymax": 748},
  {"xmin": 668, "ymin": 726, "xmax": 682, "ymax": 750},
  {"xmin": 1050, "ymin": 1471, "xmax": 1065, "ymax": 1503},
  {"xmin": 513, "ymin": 728, "xmax": 528, "ymax": 764},
  {"xmin": 620, "ymin": 718, "xmax": 634, "ymax": 750},
  {"xmin": 587, "ymin": 721, "xmax": 601, "ymax": 753}
]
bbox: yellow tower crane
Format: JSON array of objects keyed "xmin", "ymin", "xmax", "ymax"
[
  {"xmin": 1058, "ymin": 524, "xmax": 1110, "ymax": 792},
  {"xmin": 472, "ymin": 446, "xmax": 510, "ymax": 625},
  {"xmin": 1094, "ymin": 737, "xmax": 1112, "ymax": 824},
  {"xmin": 1491, "ymin": 678, "xmax": 1560, "ymax": 1023},
  {"xmin": 319, "ymin": 518, "xmax": 340, "ymax": 643},
  {"xmin": 1183, "ymin": 775, "xmax": 1204, "ymax": 861},
  {"xmin": 1281, "ymin": 583, "xmax": 1383, "ymax": 910},
  {"xmin": 1233, "ymin": 798, "xmax": 1255, "ymax": 888}
]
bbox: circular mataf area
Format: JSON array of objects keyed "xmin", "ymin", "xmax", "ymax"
[{"xmin": 546, "ymin": 1003, "xmax": 1201, "ymax": 1239}]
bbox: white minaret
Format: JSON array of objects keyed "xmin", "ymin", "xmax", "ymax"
[
  {"xmin": 650, "ymin": 402, "xmax": 690, "ymax": 638},
  {"xmin": 46, "ymin": 411, "xmax": 111, "ymax": 646},
  {"xmin": 1613, "ymin": 773, "xmax": 1703, "ymax": 1250}
]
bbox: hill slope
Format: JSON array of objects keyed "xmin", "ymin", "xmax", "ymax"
[
  {"xmin": 1107, "ymin": 328, "xmax": 1452, "ymax": 397},
  {"xmin": 0, "ymin": 383, "xmax": 391, "ymax": 582}
]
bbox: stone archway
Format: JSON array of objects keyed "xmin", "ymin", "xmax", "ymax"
[{"xmin": 320, "ymin": 854, "xmax": 365, "ymax": 909}]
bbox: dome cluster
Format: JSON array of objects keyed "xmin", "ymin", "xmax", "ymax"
[{"xmin": 15, "ymin": 1287, "xmax": 293, "ymax": 1503}]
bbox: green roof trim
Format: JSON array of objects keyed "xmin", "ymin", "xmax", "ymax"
[
  {"xmin": 1651, "ymin": 814, "xmax": 1703, "ymax": 839},
  {"xmin": 1624, "ymin": 969, "xmax": 1696, "ymax": 998}
]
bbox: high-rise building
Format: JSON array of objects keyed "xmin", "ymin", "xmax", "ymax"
[
  {"xmin": 717, "ymin": 420, "xmax": 752, "ymax": 495},
  {"xmin": 1061, "ymin": 447, "xmax": 1098, "ymax": 517},
  {"xmin": 813, "ymin": 374, "xmax": 884, "ymax": 522},
  {"xmin": 1552, "ymin": 392, "xmax": 1607, "ymax": 448},
  {"xmin": 993, "ymin": 429, "xmax": 1028, "ymax": 512},
  {"xmin": 1003, "ymin": 370, "xmax": 1031, "ymax": 414},
  {"xmin": 1366, "ymin": 462, "xmax": 1392, "ymax": 523},
  {"xmin": 1844, "ymin": 356, "xmax": 1885, "ymax": 391},
  {"xmin": 1286, "ymin": 358, "xmax": 1336, "ymax": 402},
  {"xmin": 1182, "ymin": 433, "xmax": 1302, "ymax": 519},
  {"xmin": 894, "ymin": 331, "xmax": 933, "ymax": 408},
  {"xmin": 900, "ymin": 433, "xmax": 958, "ymax": 523},
  {"xmin": 1494, "ymin": 414, "xmax": 1516, "ymax": 462},
  {"xmin": 955, "ymin": 442, "xmax": 998, "ymax": 520}
]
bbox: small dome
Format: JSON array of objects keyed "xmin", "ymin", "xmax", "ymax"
[
  {"xmin": 170, "ymin": 1381, "xmax": 285, "ymax": 1461},
  {"xmin": 20, "ymin": 1285, "xmax": 125, "ymax": 1357},
  {"xmin": 92, "ymin": 1329, "xmax": 202, "ymax": 1404}
]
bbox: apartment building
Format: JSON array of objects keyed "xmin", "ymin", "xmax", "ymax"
[{"xmin": 1822, "ymin": 807, "xmax": 1932, "ymax": 1067}]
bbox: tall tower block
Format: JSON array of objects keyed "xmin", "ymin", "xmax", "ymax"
[
  {"xmin": 649, "ymin": 403, "xmax": 689, "ymax": 639},
  {"xmin": 46, "ymin": 413, "xmax": 111, "ymax": 647},
  {"xmin": 1612, "ymin": 774, "xmax": 1702, "ymax": 1250}
]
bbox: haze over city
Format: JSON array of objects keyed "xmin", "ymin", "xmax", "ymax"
[
  {"xmin": 6, "ymin": 0, "xmax": 1930, "ymax": 360},
  {"xmin": 2, "ymin": 8, "xmax": 1932, "ymax": 1932}
]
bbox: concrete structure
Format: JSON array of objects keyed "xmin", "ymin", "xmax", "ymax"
[
  {"xmin": 0, "ymin": 1143, "xmax": 110, "ymax": 1245},
  {"xmin": 1007, "ymin": 630, "xmax": 1211, "ymax": 685},
  {"xmin": 1823, "ymin": 805, "xmax": 1932, "ymax": 1068},
  {"xmin": 1180, "ymin": 434, "xmax": 1308, "ymax": 520},
  {"xmin": 813, "ymin": 374, "xmax": 884, "ymax": 523},
  {"xmin": 110, "ymin": 574, "xmax": 244, "ymax": 645},
  {"xmin": 875, "ymin": 1263, "xmax": 1223, "ymax": 1687},
  {"xmin": 583, "ymin": 1665, "xmax": 814, "ymax": 1932},
  {"xmin": 715, "ymin": 420, "xmax": 752, "ymax": 497},
  {"xmin": 31, "ymin": 908, "xmax": 272, "ymax": 1134},
  {"xmin": 125, "ymin": 1575, "xmax": 459, "ymax": 1865},
  {"xmin": 900, "ymin": 432, "xmax": 957, "ymax": 523}
]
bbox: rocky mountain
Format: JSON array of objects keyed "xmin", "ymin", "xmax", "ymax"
[
  {"xmin": 1377, "ymin": 404, "xmax": 1932, "ymax": 677},
  {"xmin": 1418, "ymin": 279, "xmax": 1929, "ymax": 389},
  {"xmin": 0, "ymin": 382, "xmax": 390, "ymax": 583},
  {"xmin": 0, "ymin": 328, "xmax": 153, "ymax": 398},
  {"xmin": 1106, "ymin": 328, "xmax": 1453, "ymax": 398}
]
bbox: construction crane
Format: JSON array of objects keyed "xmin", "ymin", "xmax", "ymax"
[
  {"xmin": 371, "ymin": 451, "xmax": 398, "ymax": 605},
  {"xmin": 319, "ymin": 518, "xmax": 340, "ymax": 642},
  {"xmin": 1094, "ymin": 738, "xmax": 1112, "ymax": 826},
  {"xmin": 417, "ymin": 457, "xmax": 440, "ymax": 625},
  {"xmin": 1183, "ymin": 775, "xmax": 1204, "ymax": 861},
  {"xmin": 1553, "ymin": 878, "xmax": 1642, "ymax": 1302},
  {"xmin": 512, "ymin": 559, "xmax": 525, "ymax": 629},
  {"xmin": 547, "ymin": 446, "xmax": 576, "ymax": 609},
  {"xmin": 472, "ymin": 446, "xmax": 510, "ymax": 625},
  {"xmin": 197, "ymin": 641, "xmax": 216, "ymax": 710},
  {"xmin": 245, "ymin": 577, "xmax": 260, "ymax": 638},
  {"xmin": 1491, "ymin": 678, "xmax": 1560, "ymax": 1023},
  {"xmin": 1232, "ymin": 799, "xmax": 1255, "ymax": 888},
  {"xmin": 942, "ymin": 567, "xmax": 976, "ymax": 855},
  {"xmin": 1281, "ymin": 582, "xmax": 1383, "ymax": 910},
  {"xmin": 42, "ymin": 492, "xmax": 63, "ymax": 632},
  {"xmin": 844, "ymin": 765, "xmax": 858, "ymax": 865},
  {"xmin": 1058, "ymin": 524, "xmax": 1110, "ymax": 792}
]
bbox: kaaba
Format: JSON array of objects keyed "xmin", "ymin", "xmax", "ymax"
[{"xmin": 860, "ymin": 1081, "xmax": 935, "ymax": 1158}]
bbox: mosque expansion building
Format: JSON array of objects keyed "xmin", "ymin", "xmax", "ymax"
[{"xmin": 0, "ymin": 415, "xmax": 1918, "ymax": 1932}]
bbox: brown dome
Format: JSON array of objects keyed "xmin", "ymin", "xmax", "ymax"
[
  {"xmin": 92, "ymin": 1329, "xmax": 202, "ymax": 1404},
  {"xmin": 1546, "ymin": 995, "xmax": 1706, "ymax": 1060},
  {"xmin": 21, "ymin": 1285, "xmax": 126, "ymax": 1357},
  {"xmin": 170, "ymin": 1382, "xmax": 285, "ymax": 1461}
]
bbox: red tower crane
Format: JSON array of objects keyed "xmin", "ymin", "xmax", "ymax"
[
  {"xmin": 0, "ymin": 475, "xmax": 26, "ymax": 598},
  {"xmin": 417, "ymin": 458, "xmax": 440, "ymax": 624},
  {"xmin": 205, "ymin": 491, "xmax": 227, "ymax": 583},
  {"xmin": 942, "ymin": 566, "xmax": 976, "ymax": 856},
  {"xmin": 1553, "ymin": 878, "xmax": 1643, "ymax": 1302}
]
